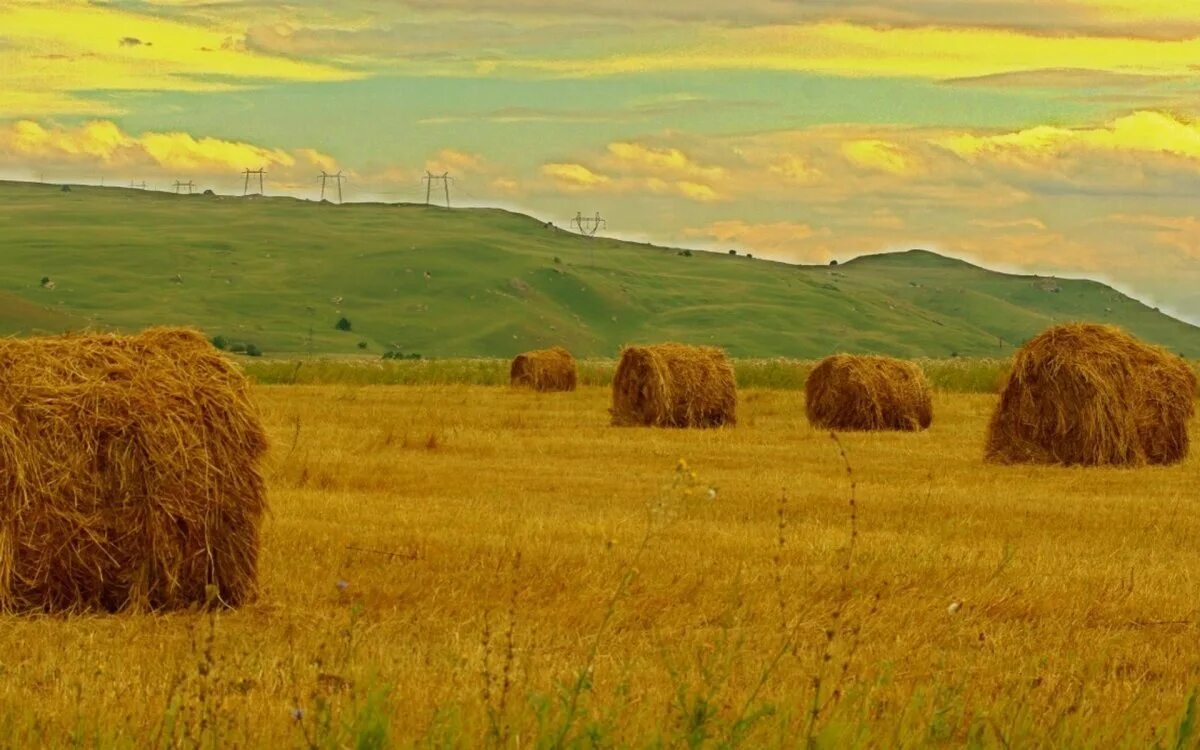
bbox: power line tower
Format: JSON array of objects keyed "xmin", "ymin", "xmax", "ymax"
[
  {"xmin": 423, "ymin": 171, "xmax": 452, "ymax": 208},
  {"xmin": 572, "ymin": 211, "xmax": 607, "ymax": 236},
  {"xmin": 129, "ymin": 180, "xmax": 147, "ymax": 190},
  {"xmin": 173, "ymin": 180, "xmax": 194, "ymax": 195},
  {"xmin": 242, "ymin": 168, "xmax": 266, "ymax": 196},
  {"xmin": 319, "ymin": 170, "xmax": 345, "ymax": 203}
]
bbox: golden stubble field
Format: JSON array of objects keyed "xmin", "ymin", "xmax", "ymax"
[{"xmin": 2, "ymin": 384, "xmax": 1199, "ymax": 747}]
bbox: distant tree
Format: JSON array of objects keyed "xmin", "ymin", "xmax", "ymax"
[
  {"xmin": 335, "ymin": 317, "xmax": 352, "ymax": 332},
  {"xmin": 728, "ymin": 249, "xmax": 737, "ymax": 256},
  {"xmin": 829, "ymin": 260, "xmax": 839, "ymax": 267},
  {"xmin": 357, "ymin": 341, "xmax": 369, "ymax": 350},
  {"xmin": 210, "ymin": 335, "xmax": 228, "ymax": 351},
  {"xmin": 245, "ymin": 343, "xmax": 263, "ymax": 357}
]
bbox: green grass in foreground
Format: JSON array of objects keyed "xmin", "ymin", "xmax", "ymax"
[{"xmin": 243, "ymin": 357, "xmax": 1013, "ymax": 393}]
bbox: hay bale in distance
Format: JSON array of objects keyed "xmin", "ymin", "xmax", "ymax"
[
  {"xmin": 510, "ymin": 346, "xmax": 577, "ymax": 392},
  {"xmin": 985, "ymin": 323, "xmax": 1196, "ymax": 466},
  {"xmin": 611, "ymin": 343, "xmax": 737, "ymax": 428},
  {"xmin": 806, "ymin": 354, "xmax": 933, "ymax": 432},
  {"xmin": 0, "ymin": 327, "xmax": 269, "ymax": 613}
]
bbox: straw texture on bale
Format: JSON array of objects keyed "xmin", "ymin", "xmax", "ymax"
[
  {"xmin": 986, "ymin": 323, "xmax": 1197, "ymax": 467},
  {"xmin": 509, "ymin": 347, "xmax": 577, "ymax": 392},
  {"xmin": 0, "ymin": 328, "xmax": 268, "ymax": 613},
  {"xmin": 611, "ymin": 344, "xmax": 737, "ymax": 428},
  {"xmin": 806, "ymin": 355, "xmax": 933, "ymax": 432}
]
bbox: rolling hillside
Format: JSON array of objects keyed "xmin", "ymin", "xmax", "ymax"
[{"xmin": 2, "ymin": 179, "xmax": 1198, "ymax": 358}]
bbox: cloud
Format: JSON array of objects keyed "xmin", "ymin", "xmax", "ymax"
[
  {"xmin": 842, "ymin": 139, "xmax": 921, "ymax": 175},
  {"xmin": 541, "ymin": 162, "xmax": 612, "ymax": 189},
  {"xmin": 486, "ymin": 21, "xmax": 1200, "ymax": 81},
  {"xmin": 944, "ymin": 67, "xmax": 1179, "ymax": 88},
  {"xmin": 0, "ymin": 119, "xmax": 336, "ymax": 181},
  {"xmin": 606, "ymin": 141, "xmax": 725, "ymax": 182},
  {"xmin": 940, "ymin": 111, "xmax": 1200, "ymax": 164},
  {"xmin": 0, "ymin": 1, "xmax": 357, "ymax": 115},
  {"xmin": 126, "ymin": 0, "xmax": 1200, "ymax": 40},
  {"xmin": 425, "ymin": 148, "xmax": 487, "ymax": 175}
]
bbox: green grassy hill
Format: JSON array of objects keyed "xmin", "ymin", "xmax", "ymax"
[{"xmin": 3, "ymin": 179, "xmax": 1198, "ymax": 358}]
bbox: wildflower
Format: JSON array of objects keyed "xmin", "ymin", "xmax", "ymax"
[
  {"xmin": 676, "ymin": 458, "xmax": 689, "ymax": 473},
  {"xmin": 947, "ymin": 601, "xmax": 962, "ymax": 615},
  {"xmin": 707, "ymin": 487, "xmax": 718, "ymax": 501},
  {"xmin": 335, "ymin": 579, "xmax": 349, "ymax": 591},
  {"xmin": 290, "ymin": 708, "xmax": 305, "ymax": 722}
]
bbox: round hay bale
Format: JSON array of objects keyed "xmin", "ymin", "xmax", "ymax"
[
  {"xmin": 0, "ymin": 327, "xmax": 268, "ymax": 613},
  {"xmin": 806, "ymin": 355, "xmax": 933, "ymax": 432},
  {"xmin": 611, "ymin": 343, "xmax": 737, "ymax": 428},
  {"xmin": 985, "ymin": 323, "xmax": 1197, "ymax": 466},
  {"xmin": 510, "ymin": 347, "xmax": 577, "ymax": 392}
]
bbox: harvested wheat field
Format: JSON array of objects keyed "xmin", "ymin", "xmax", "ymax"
[
  {"xmin": 0, "ymin": 381, "xmax": 1199, "ymax": 746},
  {"xmin": 509, "ymin": 346, "xmax": 577, "ymax": 392},
  {"xmin": 0, "ymin": 328, "xmax": 268, "ymax": 613},
  {"xmin": 806, "ymin": 354, "xmax": 933, "ymax": 431},
  {"xmin": 987, "ymin": 323, "xmax": 1197, "ymax": 466}
]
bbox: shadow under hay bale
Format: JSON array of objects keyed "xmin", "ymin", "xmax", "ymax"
[
  {"xmin": 806, "ymin": 354, "xmax": 933, "ymax": 432},
  {"xmin": 510, "ymin": 346, "xmax": 577, "ymax": 392},
  {"xmin": 611, "ymin": 343, "xmax": 736, "ymax": 428},
  {"xmin": 0, "ymin": 328, "xmax": 269, "ymax": 613},
  {"xmin": 986, "ymin": 323, "xmax": 1196, "ymax": 467}
]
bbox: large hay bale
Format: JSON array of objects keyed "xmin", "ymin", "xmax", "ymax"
[
  {"xmin": 986, "ymin": 323, "xmax": 1196, "ymax": 466},
  {"xmin": 806, "ymin": 355, "xmax": 933, "ymax": 432},
  {"xmin": 611, "ymin": 344, "xmax": 736, "ymax": 428},
  {"xmin": 510, "ymin": 346, "xmax": 577, "ymax": 392},
  {"xmin": 0, "ymin": 328, "xmax": 268, "ymax": 613}
]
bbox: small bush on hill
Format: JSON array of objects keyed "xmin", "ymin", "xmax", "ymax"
[{"xmin": 335, "ymin": 317, "xmax": 352, "ymax": 332}]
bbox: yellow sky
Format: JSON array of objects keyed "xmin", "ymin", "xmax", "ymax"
[{"xmin": 5, "ymin": 0, "xmax": 1200, "ymax": 316}]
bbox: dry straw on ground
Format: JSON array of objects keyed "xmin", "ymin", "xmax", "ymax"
[
  {"xmin": 805, "ymin": 354, "xmax": 933, "ymax": 432},
  {"xmin": 610, "ymin": 343, "xmax": 737, "ymax": 428},
  {"xmin": 509, "ymin": 346, "xmax": 577, "ymax": 392},
  {"xmin": 986, "ymin": 323, "xmax": 1196, "ymax": 466},
  {"xmin": 0, "ymin": 327, "xmax": 269, "ymax": 613}
]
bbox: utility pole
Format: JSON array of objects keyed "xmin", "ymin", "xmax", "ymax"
[
  {"xmin": 242, "ymin": 168, "xmax": 266, "ymax": 196},
  {"xmin": 173, "ymin": 180, "xmax": 194, "ymax": 195},
  {"xmin": 422, "ymin": 171, "xmax": 452, "ymax": 208},
  {"xmin": 571, "ymin": 211, "xmax": 607, "ymax": 236},
  {"xmin": 319, "ymin": 170, "xmax": 345, "ymax": 203}
]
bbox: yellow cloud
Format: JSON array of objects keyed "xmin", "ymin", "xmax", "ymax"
[
  {"xmin": 675, "ymin": 181, "xmax": 722, "ymax": 202},
  {"xmin": 842, "ymin": 139, "xmax": 920, "ymax": 175},
  {"xmin": 941, "ymin": 111, "xmax": 1200, "ymax": 162},
  {"xmin": 425, "ymin": 149, "xmax": 487, "ymax": 175},
  {"xmin": 0, "ymin": 0, "xmax": 356, "ymax": 115},
  {"xmin": 541, "ymin": 162, "xmax": 612, "ymax": 188},
  {"xmin": 0, "ymin": 119, "xmax": 334, "ymax": 177},
  {"xmin": 491, "ymin": 177, "xmax": 521, "ymax": 195},
  {"xmin": 767, "ymin": 155, "xmax": 822, "ymax": 185},
  {"xmin": 606, "ymin": 141, "xmax": 724, "ymax": 181},
  {"xmin": 500, "ymin": 21, "xmax": 1200, "ymax": 80}
]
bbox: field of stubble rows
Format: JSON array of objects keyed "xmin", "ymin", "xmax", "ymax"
[{"xmin": 2, "ymin": 377, "xmax": 1199, "ymax": 748}]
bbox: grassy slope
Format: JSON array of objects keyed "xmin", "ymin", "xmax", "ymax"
[{"xmin": 2, "ymin": 180, "xmax": 1198, "ymax": 358}]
